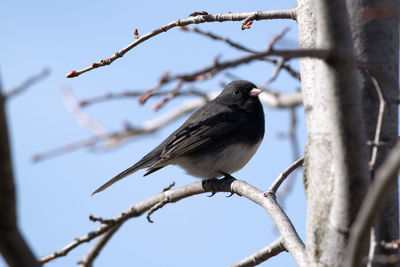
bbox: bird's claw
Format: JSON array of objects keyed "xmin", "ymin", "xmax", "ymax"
[
  {"xmin": 208, "ymin": 192, "xmax": 217, "ymax": 197},
  {"xmin": 225, "ymin": 192, "xmax": 234, "ymax": 198}
]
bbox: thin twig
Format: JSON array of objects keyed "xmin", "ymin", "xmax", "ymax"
[
  {"xmin": 152, "ymin": 80, "xmax": 184, "ymax": 111},
  {"xmin": 77, "ymin": 225, "xmax": 121, "ymax": 267},
  {"xmin": 146, "ymin": 200, "xmax": 168, "ymax": 223},
  {"xmin": 147, "ymin": 182, "xmax": 176, "ymax": 223},
  {"xmin": 66, "ymin": 9, "xmax": 297, "ymax": 78},
  {"xmin": 31, "ymin": 92, "xmax": 217, "ymax": 162},
  {"xmin": 61, "ymin": 87, "xmax": 108, "ymax": 137},
  {"xmin": 229, "ymin": 237, "xmax": 286, "ymax": 267},
  {"xmin": 32, "ymin": 89, "xmax": 303, "ymax": 162},
  {"xmin": 346, "ymin": 142, "xmax": 400, "ymax": 267},
  {"xmin": 367, "ymin": 72, "xmax": 386, "ymax": 171},
  {"xmin": 180, "ymin": 26, "xmax": 300, "ymax": 80},
  {"xmin": 180, "ymin": 26, "xmax": 258, "ymax": 53},
  {"xmin": 171, "ymin": 48, "xmax": 328, "ymax": 82},
  {"xmin": 135, "ymin": 47, "xmax": 321, "ymax": 106},
  {"xmin": 4, "ymin": 68, "xmax": 50, "ymax": 99},
  {"xmin": 79, "ymin": 89, "xmax": 206, "ymax": 108},
  {"xmin": 79, "ymin": 183, "xmax": 176, "ymax": 266},
  {"xmin": 162, "ymin": 182, "xmax": 176, "ymax": 192},
  {"xmin": 267, "ymin": 156, "xmax": 304, "ymax": 194},
  {"xmin": 278, "ymin": 107, "xmax": 301, "ymax": 202},
  {"xmin": 40, "ymin": 178, "xmax": 305, "ymax": 266},
  {"xmin": 265, "ymin": 27, "xmax": 290, "ymax": 51},
  {"xmin": 263, "ymin": 58, "xmax": 286, "ymax": 86},
  {"xmin": 88, "ymin": 214, "xmax": 114, "ymax": 225}
]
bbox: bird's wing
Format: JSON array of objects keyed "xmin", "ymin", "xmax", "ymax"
[{"xmin": 148, "ymin": 105, "xmax": 244, "ymax": 168}]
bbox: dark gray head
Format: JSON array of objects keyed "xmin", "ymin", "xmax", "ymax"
[{"xmin": 216, "ymin": 80, "xmax": 262, "ymax": 107}]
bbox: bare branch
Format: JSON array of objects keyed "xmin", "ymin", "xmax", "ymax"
[
  {"xmin": 80, "ymin": 89, "xmax": 206, "ymax": 108},
  {"xmin": 265, "ymin": 27, "xmax": 290, "ymax": 51},
  {"xmin": 79, "ymin": 181, "xmax": 176, "ymax": 266},
  {"xmin": 61, "ymin": 87, "xmax": 108, "ymax": 137},
  {"xmin": 180, "ymin": 26, "xmax": 258, "ymax": 53},
  {"xmin": 171, "ymin": 48, "xmax": 328, "ymax": 82},
  {"xmin": 41, "ymin": 177, "xmax": 305, "ymax": 266},
  {"xmin": 31, "ymin": 92, "xmax": 217, "ymax": 162},
  {"xmin": 0, "ymin": 76, "xmax": 40, "ymax": 266},
  {"xmin": 3, "ymin": 68, "xmax": 50, "ymax": 99},
  {"xmin": 278, "ymin": 107, "xmax": 302, "ymax": 203},
  {"xmin": 180, "ymin": 26, "xmax": 301, "ymax": 80},
  {"xmin": 147, "ymin": 181, "xmax": 176, "ymax": 223},
  {"xmin": 263, "ymin": 58, "xmax": 286, "ymax": 86},
  {"xmin": 152, "ymin": 80, "xmax": 184, "ymax": 111},
  {"xmin": 267, "ymin": 156, "xmax": 304, "ymax": 194},
  {"xmin": 229, "ymin": 237, "xmax": 286, "ymax": 267},
  {"xmin": 77, "ymin": 225, "xmax": 121, "ymax": 267},
  {"xmin": 146, "ymin": 199, "xmax": 168, "ymax": 223},
  {"xmin": 346, "ymin": 142, "xmax": 400, "ymax": 267},
  {"xmin": 66, "ymin": 9, "xmax": 297, "ymax": 78},
  {"xmin": 32, "ymin": 88, "xmax": 303, "ymax": 162},
  {"xmin": 366, "ymin": 71, "xmax": 386, "ymax": 171},
  {"xmin": 259, "ymin": 89, "xmax": 303, "ymax": 108}
]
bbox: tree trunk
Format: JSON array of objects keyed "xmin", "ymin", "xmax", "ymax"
[
  {"xmin": 346, "ymin": 0, "xmax": 400, "ymax": 266},
  {"xmin": 297, "ymin": 0, "xmax": 376, "ymax": 265}
]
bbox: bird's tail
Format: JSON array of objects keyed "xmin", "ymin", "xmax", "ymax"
[{"xmin": 91, "ymin": 164, "xmax": 142, "ymax": 196}]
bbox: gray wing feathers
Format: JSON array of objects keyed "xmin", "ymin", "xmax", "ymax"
[{"xmin": 91, "ymin": 103, "xmax": 232, "ymax": 195}]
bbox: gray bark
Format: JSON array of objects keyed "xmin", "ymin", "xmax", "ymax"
[
  {"xmin": 346, "ymin": 0, "xmax": 400, "ymax": 266},
  {"xmin": 296, "ymin": 3, "xmax": 325, "ymax": 265},
  {"xmin": 297, "ymin": 0, "xmax": 373, "ymax": 265}
]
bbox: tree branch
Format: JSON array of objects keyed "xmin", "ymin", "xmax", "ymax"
[
  {"xmin": 365, "ymin": 71, "xmax": 386, "ymax": 171},
  {"xmin": 346, "ymin": 142, "xmax": 400, "ymax": 267},
  {"xmin": 277, "ymin": 107, "xmax": 302, "ymax": 204},
  {"xmin": 313, "ymin": 0, "xmax": 370, "ymax": 265},
  {"xmin": 78, "ymin": 182, "xmax": 176, "ymax": 266},
  {"xmin": 180, "ymin": 26, "xmax": 301, "ymax": 81},
  {"xmin": 32, "ymin": 88, "xmax": 303, "ymax": 162},
  {"xmin": 77, "ymin": 225, "xmax": 121, "ymax": 267},
  {"xmin": 66, "ymin": 9, "xmax": 297, "ymax": 78},
  {"xmin": 41, "ymin": 176, "xmax": 305, "ymax": 266},
  {"xmin": 61, "ymin": 87, "xmax": 108, "ymax": 138},
  {"xmin": 229, "ymin": 237, "xmax": 286, "ymax": 267},
  {"xmin": 78, "ymin": 88, "xmax": 207, "ymax": 108},
  {"xmin": 3, "ymin": 68, "xmax": 50, "ymax": 99},
  {"xmin": 0, "ymin": 77, "xmax": 40, "ymax": 266},
  {"xmin": 268, "ymin": 157, "xmax": 304, "ymax": 194}
]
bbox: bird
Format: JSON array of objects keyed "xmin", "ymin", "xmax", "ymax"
[{"xmin": 92, "ymin": 80, "xmax": 265, "ymax": 195}]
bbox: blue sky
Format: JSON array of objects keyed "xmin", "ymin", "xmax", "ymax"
[{"xmin": 1, "ymin": 1, "xmax": 307, "ymax": 266}]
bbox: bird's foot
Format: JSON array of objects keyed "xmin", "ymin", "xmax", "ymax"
[
  {"xmin": 225, "ymin": 192, "xmax": 234, "ymax": 198},
  {"xmin": 218, "ymin": 172, "xmax": 235, "ymax": 197},
  {"xmin": 202, "ymin": 178, "xmax": 218, "ymax": 197},
  {"xmin": 207, "ymin": 192, "xmax": 217, "ymax": 197}
]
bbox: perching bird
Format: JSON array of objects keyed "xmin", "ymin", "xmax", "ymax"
[{"xmin": 92, "ymin": 80, "xmax": 265, "ymax": 195}]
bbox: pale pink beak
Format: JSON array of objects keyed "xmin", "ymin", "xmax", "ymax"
[{"xmin": 249, "ymin": 88, "xmax": 262, "ymax": 97}]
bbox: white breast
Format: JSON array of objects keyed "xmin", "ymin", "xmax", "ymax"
[{"xmin": 175, "ymin": 140, "xmax": 262, "ymax": 179}]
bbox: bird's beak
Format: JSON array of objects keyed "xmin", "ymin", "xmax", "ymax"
[{"xmin": 249, "ymin": 88, "xmax": 262, "ymax": 97}]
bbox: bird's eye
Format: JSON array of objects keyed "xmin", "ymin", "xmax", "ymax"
[{"xmin": 234, "ymin": 89, "xmax": 239, "ymax": 95}]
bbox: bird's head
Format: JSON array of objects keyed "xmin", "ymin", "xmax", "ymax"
[{"xmin": 217, "ymin": 80, "xmax": 262, "ymax": 107}]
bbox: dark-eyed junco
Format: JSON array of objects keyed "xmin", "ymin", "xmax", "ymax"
[{"xmin": 92, "ymin": 80, "xmax": 265, "ymax": 195}]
